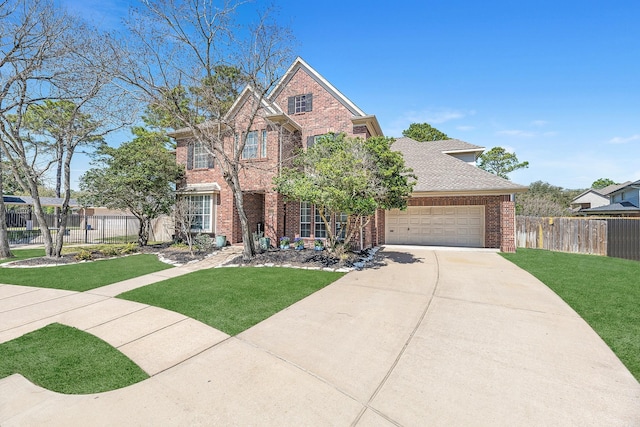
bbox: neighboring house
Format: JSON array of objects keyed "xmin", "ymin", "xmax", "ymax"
[
  {"xmin": 2, "ymin": 195, "xmax": 81, "ymax": 209},
  {"xmin": 570, "ymin": 182, "xmax": 631, "ymax": 211},
  {"xmin": 582, "ymin": 180, "xmax": 640, "ymax": 217},
  {"xmin": 170, "ymin": 57, "xmax": 527, "ymax": 252}
]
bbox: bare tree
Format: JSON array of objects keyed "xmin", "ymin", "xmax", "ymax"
[
  {"xmin": 0, "ymin": 0, "xmax": 132, "ymax": 257},
  {"xmin": 114, "ymin": 0, "xmax": 293, "ymax": 260},
  {"xmin": 173, "ymin": 197, "xmax": 197, "ymax": 255}
]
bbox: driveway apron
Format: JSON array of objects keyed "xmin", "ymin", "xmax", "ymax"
[{"xmin": 1, "ymin": 247, "xmax": 639, "ymax": 426}]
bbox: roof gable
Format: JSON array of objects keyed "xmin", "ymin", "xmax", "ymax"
[
  {"xmin": 267, "ymin": 57, "xmax": 366, "ymax": 117},
  {"xmin": 224, "ymin": 85, "xmax": 279, "ymax": 121}
]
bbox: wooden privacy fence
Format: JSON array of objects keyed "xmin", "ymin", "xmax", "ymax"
[
  {"xmin": 516, "ymin": 216, "xmax": 640, "ymax": 261},
  {"xmin": 516, "ymin": 216, "xmax": 607, "ymax": 256}
]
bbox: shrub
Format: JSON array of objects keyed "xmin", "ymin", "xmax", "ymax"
[
  {"xmin": 194, "ymin": 234, "xmax": 215, "ymax": 252},
  {"xmin": 119, "ymin": 243, "xmax": 138, "ymax": 255},
  {"xmin": 99, "ymin": 246, "xmax": 121, "ymax": 257},
  {"xmin": 74, "ymin": 250, "xmax": 93, "ymax": 261}
]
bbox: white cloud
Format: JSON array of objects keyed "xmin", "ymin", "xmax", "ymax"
[
  {"xmin": 496, "ymin": 130, "xmax": 536, "ymax": 138},
  {"xmin": 608, "ymin": 134, "xmax": 640, "ymax": 144},
  {"xmin": 457, "ymin": 125, "xmax": 475, "ymax": 131}
]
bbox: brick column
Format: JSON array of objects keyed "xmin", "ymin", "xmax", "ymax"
[{"xmin": 500, "ymin": 200, "xmax": 516, "ymax": 252}]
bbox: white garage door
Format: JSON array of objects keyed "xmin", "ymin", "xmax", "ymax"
[{"xmin": 386, "ymin": 206, "xmax": 485, "ymax": 247}]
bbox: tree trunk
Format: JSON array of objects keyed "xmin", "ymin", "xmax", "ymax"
[
  {"xmin": 227, "ymin": 173, "xmax": 255, "ymax": 261},
  {"xmin": 53, "ymin": 148, "xmax": 74, "ymax": 257},
  {"xmin": 29, "ymin": 190, "xmax": 55, "ymax": 257},
  {"xmin": 54, "ymin": 147, "xmax": 62, "ymax": 228},
  {"xmin": 137, "ymin": 216, "xmax": 150, "ymax": 246}
]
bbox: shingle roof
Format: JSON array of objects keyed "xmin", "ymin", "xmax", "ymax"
[
  {"xmin": 392, "ymin": 137, "xmax": 527, "ymax": 193},
  {"xmin": 3, "ymin": 196, "xmax": 80, "ymax": 207},
  {"xmin": 583, "ymin": 201, "xmax": 640, "ymax": 213},
  {"xmin": 417, "ymin": 139, "xmax": 484, "ymax": 153},
  {"xmin": 593, "ymin": 181, "xmax": 632, "ymax": 196}
]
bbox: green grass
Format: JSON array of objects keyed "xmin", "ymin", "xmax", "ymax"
[
  {"xmin": 501, "ymin": 249, "xmax": 640, "ymax": 381},
  {"xmin": 0, "ymin": 248, "xmax": 46, "ymax": 264},
  {"xmin": 0, "ymin": 254, "xmax": 173, "ymax": 291},
  {"xmin": 0, "ymin": 323, "xmax": 148, "ymax": 394},
  {"xmin": 119, "ymin": 267, "xmax": 345, "ymax": 335}
]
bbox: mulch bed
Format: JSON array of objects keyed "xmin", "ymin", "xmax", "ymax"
[{"xmin": 4, "ymin": 243, "xmax": 382, "ymax": 270}]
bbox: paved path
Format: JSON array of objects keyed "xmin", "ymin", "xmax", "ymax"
[{"xmin": 1, "ymin": 247, "xmax": 639, "ymax": 426}]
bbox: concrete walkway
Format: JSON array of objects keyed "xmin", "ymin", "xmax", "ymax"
[{"xmin": 1, "ymin": 247, "xmax": 639, "ymax": 425}]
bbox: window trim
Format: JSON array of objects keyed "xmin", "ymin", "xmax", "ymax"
[{"xmin": 187, "ymin": 194, "xmax": 214, "ymax": 233}]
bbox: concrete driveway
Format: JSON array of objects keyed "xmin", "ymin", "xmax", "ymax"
[{"xmin": 1, "ymin": 246, "xmax": 639, "ymax": 425}]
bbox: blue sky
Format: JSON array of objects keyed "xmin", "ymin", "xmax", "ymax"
[{"xmin": 61, "ymin": 0, "xmax": 640, "ymax": 190}]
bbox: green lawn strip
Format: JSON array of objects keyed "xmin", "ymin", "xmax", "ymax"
[
  {"xmin": 501, "ymin": 249, "xmax": 640, "ymax": 381},
  {"xmin": 0, "ymin": 248, "xmax": 46, "ymax": 264},
  {"xmin": 118, "ymin": 267, "xmax": 345, "ymax": 336},
  {"xmin": 0, "ymin": 254, "xmax": 173, "ymax": 291},
  {"xmin": 0, "ymin": 323, "xmax": 148, "ymax": 394}
]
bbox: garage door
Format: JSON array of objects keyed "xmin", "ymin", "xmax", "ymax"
[{"xmin": 386, "ymin": 206, "xmax": 484, "ymax": 247}]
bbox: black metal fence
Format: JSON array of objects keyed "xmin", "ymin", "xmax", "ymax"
[
  {"xmin": 6, "ymin": 213, "xmax": 172, "ymax": 245},
  {"xmin": 607, "ymin": 219, "xmax": 640, "ymax": 262}
]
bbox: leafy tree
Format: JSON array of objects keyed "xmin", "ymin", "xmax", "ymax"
[
  {"xmin": 402, "ymin": 122, "xmax": 450, "ymax": 141},
  {"xmin": 477, "ymin": 147, "xmax": 529, "ymax": 180},
  {"xmin": 516, "ymin": 181, "xmax": 584, "ymax": 216},
  {"xmin": 591, "ymin": 178, "xmax": 617, "ymax": 189},
  {"xmin": 273, "ymin": 134, "xmax": 416, "ymax": 251},
  {"xmin": 80, "ymin": 128, "xmax": 185, "ymax": 246},
  {"xmin": 116, "ymin": 0, "xmax": 293, "ymax": 261}
]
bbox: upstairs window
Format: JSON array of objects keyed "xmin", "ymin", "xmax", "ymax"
[
  {"xmin": 187, "ymin": 141, "xmax": 214, "ymax": 170},
  {"xmin": 288, "ymin": 93, "xmax": 313, "ymax": 114},
  {"xmin": 242, "ymin": 131, "xmax": 259, "ymax": 159}
]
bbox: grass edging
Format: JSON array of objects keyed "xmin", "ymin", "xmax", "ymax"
[
  {"xmin": 501, "ymin": 248, "xmax": 640, "ymax": 381},
  {"xmin": 0, "ymin": 323, "xmax": 148, "ymax": 394},
  {"xmin": 118, "ymin": 267, "xmax": 345, "ymax": 336}
]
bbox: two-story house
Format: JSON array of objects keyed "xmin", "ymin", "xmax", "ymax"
[
  {"xmin": 171, "ymin": 57, "xmax": 527, "ymax": 252},
  {"xmin": 582, "ymin": 180, "xmax": 640, "ymax": 216}
]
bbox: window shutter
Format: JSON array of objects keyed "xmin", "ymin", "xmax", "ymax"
[
  {"xmin": 307, "ymin": 136, "xmax": 315, "ymax": 148},
  {"xmin": 187, "ymin": 143, "xmax": 194, "ymax": 170},
  {"xmin": 306, "ymin": 93, "xmax": 312, "ymax": 112},
  {"xmin": 288, "ymin": 96, "xmax": 295, "ymax": 114}
]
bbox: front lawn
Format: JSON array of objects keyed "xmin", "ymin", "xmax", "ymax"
[
  {"xmin": 0, "ymin": 248, "xmax": 46, "ymax": 264},
  {"xmin": 0, "ymin": 323, "xmax": 148, "ymax": 394},
  {"xmin": 0, "ymin": 254, "xmax": 172, "ymax": 291},
  {"xmin": 501, "ymin": 249, "xmax": 640, "ymax": 381},
  {"xmin": 118, "ymin": 267, "xmax": 345, "ymax": 335}
]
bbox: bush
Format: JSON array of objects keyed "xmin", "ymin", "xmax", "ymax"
[
  {"xmin": 74, "ymin": 250, "xmax": 93, "ymax": 261},
  {"xmin": 119, "ymin": 243, "xmax": 138, "ymax": 255},
  {"xmin": 194, "ymin": 234, "xmax": 215, "ymax": 252},
  {"xmin": 99, "ymin": 245, "xmax": 121, "ymax": 257}
]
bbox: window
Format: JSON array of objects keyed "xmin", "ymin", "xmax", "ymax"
[
  {"xmin": 242, "ymin": 131, "xmax": 258, "ymax": 159},
  {"xmin": 300, "ymin": 201, "xmax": 311, "ymax": 238},
  {"xmin": 287, "ymin": 93, "xmax": 313, "ymax": 114},
  {"xmin": 335, "ymin": 212, "xmax": 347, "ymax": 240},
  {"xmin": 193, "ymin": 142, "xmax": 209, "ymax": 169},
  {"xmin": 188, "ymin": 195, "xmax": 212, "ymax": 232},
  {"xmin": 261, "ymin": 130, "xmax": 267, "ymax": 158},
  {"xmin": 315, "ymin": 207, "xmax": 327, "ymax": 238},
  {"xmin": 187, "ymin": 141, "xmax": 213, "ymax": 170}
]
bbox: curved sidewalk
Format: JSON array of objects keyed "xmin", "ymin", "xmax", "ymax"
[{"xmin": 1, "ymin": 247, "xmax": 639, "ymax": 425}]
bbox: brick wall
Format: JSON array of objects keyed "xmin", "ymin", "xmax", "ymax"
[
  {"xmin": 500, "ymin": 200, "xmax": 516, "ymax": 252},
  {"xmin": 272, "ymin": 69, "xmax": 368, "ymax": 145}
]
